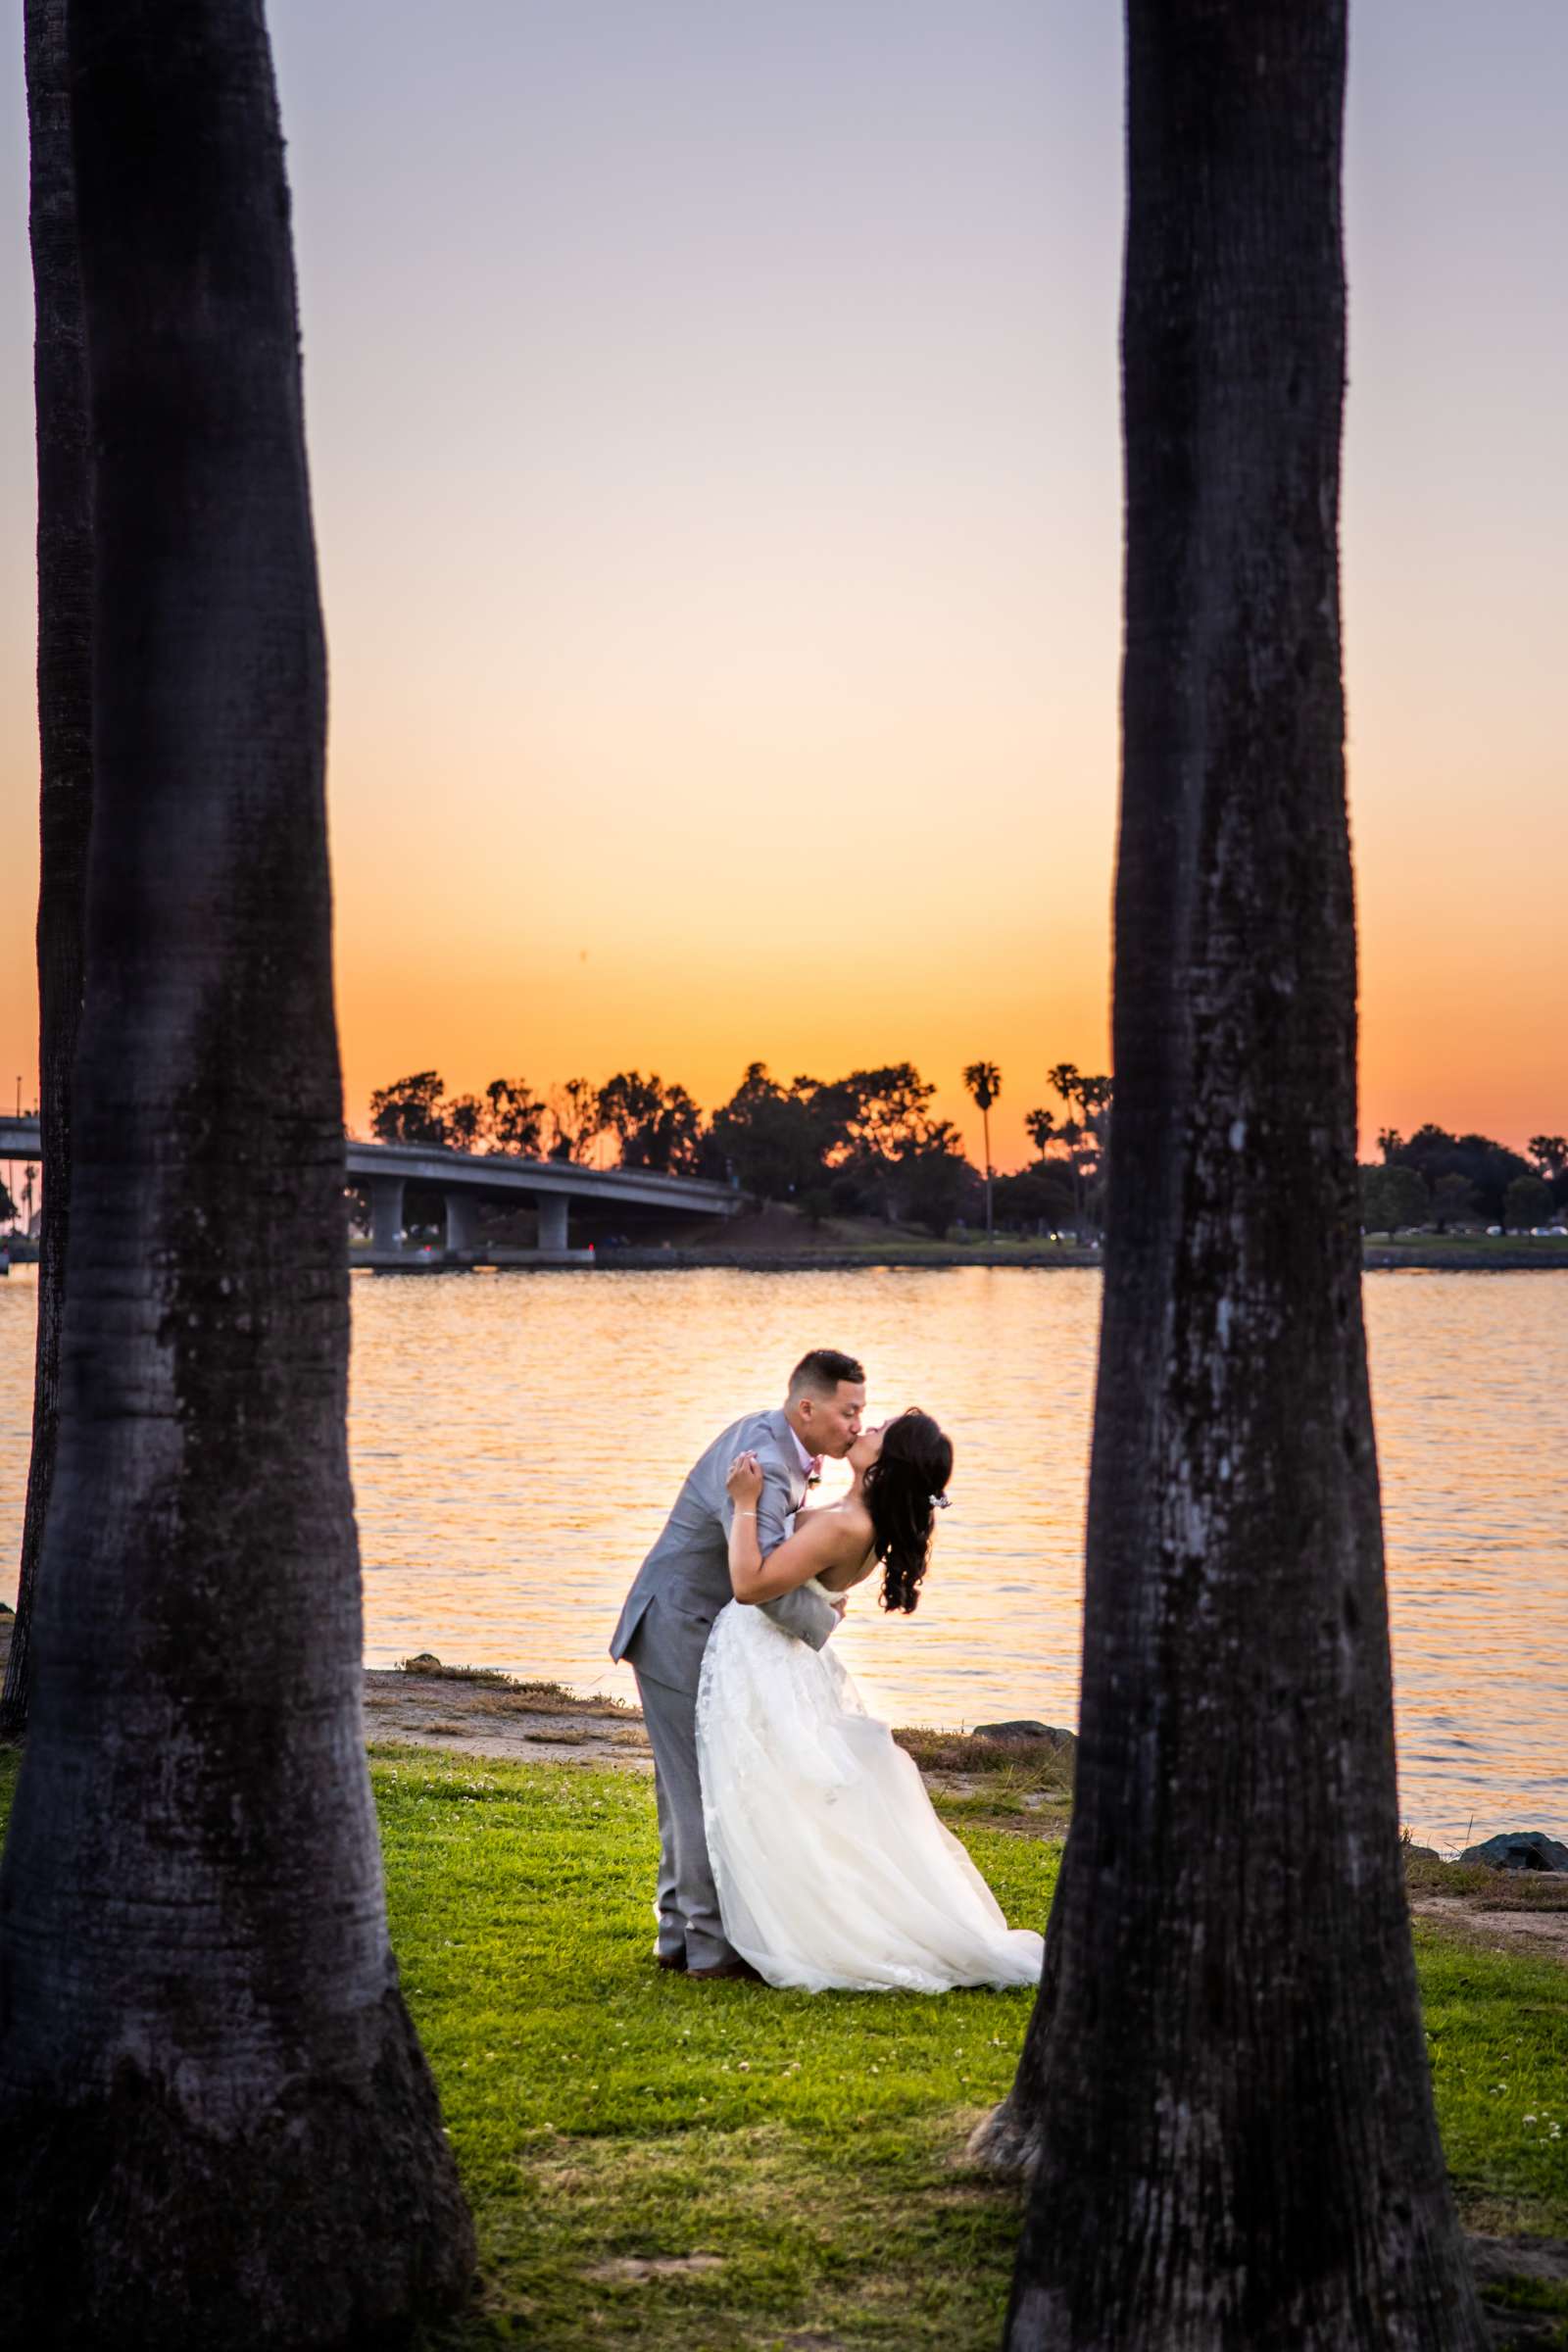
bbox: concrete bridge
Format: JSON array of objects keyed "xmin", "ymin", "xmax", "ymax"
[
  {"xmin": 343, "ymin": 1137, "xmax": 739, "ymax": 1256},
  {"xmin": 0, "ymin": 1115, "xmax": 40, "ymax": 1158},
  {"xmin": 1, "ymin": 1115, "xmax": 740, "ymax": 1257},
  {"xmin": 0, "ymin": 1113, "xmax": 41, "ymax": 1241}
]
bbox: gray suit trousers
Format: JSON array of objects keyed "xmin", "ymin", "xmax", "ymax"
[{"xmin": 633, "ymin": 1663, "xmax": 735, "ymax": 1971}]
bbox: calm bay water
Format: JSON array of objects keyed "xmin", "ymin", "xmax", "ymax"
[{"xmin": 2, "ymin": 1263, "xmax": 1564, "ymax": 1849}]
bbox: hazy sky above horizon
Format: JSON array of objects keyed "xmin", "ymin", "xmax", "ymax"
[{"xmin": 1, "ymin": 2, "xmax": 1564, "ymax": 1169}]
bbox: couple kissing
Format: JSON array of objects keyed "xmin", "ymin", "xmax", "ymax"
[{"xmin": 610, "ymin": 1348, "xmax": 1043, "ymax": 1993}]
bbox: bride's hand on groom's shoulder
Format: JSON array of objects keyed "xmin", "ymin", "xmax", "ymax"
[{"xmin": 726, "ymin": 1450, "xmax": 764, "ymax": 1507}]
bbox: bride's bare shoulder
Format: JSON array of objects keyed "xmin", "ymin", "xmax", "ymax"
[{"xmin": 811, "ymin": 1499, "xmax": 876, "ymax": 1591}]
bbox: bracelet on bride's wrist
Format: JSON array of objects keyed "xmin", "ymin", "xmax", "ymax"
[{"xmin": 735, "ymin": 1507, "xmax": 758, "ymax": 1518}]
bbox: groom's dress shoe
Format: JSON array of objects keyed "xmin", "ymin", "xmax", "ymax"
[
  {"xmin": 655, "ymin": 1949, "xmax": 688, "ymax": 1973},
  {"xmin": 688, "ymin": 1956, "xmax": 765, "ymax": 1984}
]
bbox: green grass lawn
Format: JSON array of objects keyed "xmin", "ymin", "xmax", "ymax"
[
  {"xmin": 1415, "ymin": 1923, "xmax": 1568, "ymax": 2236},
  {"xmin": 0, "ymin": 1743, "xmax": 1564, "ymax": 2347},
  {"xmin": 374, "ymin": 1747, "xmax": 1054, "ymax": 2347}
]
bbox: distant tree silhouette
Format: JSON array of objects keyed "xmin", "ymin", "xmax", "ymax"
[
  {"xmin": 962, "ymin": 1059, "xmax": 1002, "ymax": 1237},
  {"xmin": 827, "ymin": 1063, "xmax": 943, "ymax": 1221},
  {"xmin": 1528, "ymin": 1134, "xmax": 1567, "ymax": 1202},
  {"xmin": 993, "ymin": 1166, "xmax": 1074, "ymax": 1239},
  {"xmin": 1076, "ymin": 1074, "xmax": 1113, "ymax": 1132},
  {"xmin": 902, "ymin": 1121, "xmax": 974, "ymax": 1239},
  {"xmin": 650, "ymin": 1083, "xmax": 706, "ymax": 1174},
  {"xmin": 708, "ymin": 1058, "xmax": 981, "ymax": 1221},
  {"xmin": 1430, "ymin": 1170, "xmax": 1477, "ymax": 1233},
  {"xmin": 710, "ymin": 1062, "xmax": 828, "ymax": 1205},
  {"xmin": 597, "ymin": 1069, "xmax": 662, "ymax": 1160},
  {"xmin": 1504, "ymin": 1173, "xmax": 1553, "ymax": 1232},
  {"xmin": 1045, "ymin": 1062, "xmax": 1086, "ymax": 1230},
  {"xmin": 598, "ymin": 1071, "xmax": 705, "ymax": 1173},
  {"xmin": 1360, "ymin": 1162, "xmax": 1430, "ymax": 1235},
  {"xmin": 1046, "ymin": 1060, "xmax": 1080, "ymax": 1115},
  {"xmin": 369, "ymin": 1068, "xmax": 448, "ymax": 1147},
  {"xmin": 989, "ymin": 6, "xmax": 1484, "ymax": 2342},
  {"xmin": 1380, "ymin": 1122, "xmax": 1530, "ymax": 1227},
  {"xmin": 445, "ymin": 1091, "xmax": 485, "ymax": 1149},
  {"xmin": 485, "ymin": 1074, "xmax": 546, "ymax": 1155},
  {"xmin": 548, "ymin": 1075, "xmax": 601, "ymax": 1162},
  {"xmin": 1073, "ymin": 1074, "xmax": 1114, "ymax": 1230},
  {"xmin": 1023, "ymin": 1104, "xmax": 1056, "ymax": 1159}
]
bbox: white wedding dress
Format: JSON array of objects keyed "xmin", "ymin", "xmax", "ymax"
[{"xmin": 695, "ymin": 1581, "xmax": 1045, "ymax": 1992}]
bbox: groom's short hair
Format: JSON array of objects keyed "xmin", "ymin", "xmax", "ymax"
[{"xmin": 788, "ymin": 1348, "xmax": 864, "ymax": 1400}]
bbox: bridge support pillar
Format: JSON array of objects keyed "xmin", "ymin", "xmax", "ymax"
[
  {"xmin": 537, "ymin": 1194, "xmax": 568, "ymax": 1252},
  {"xmin": 444, "ymin": 1189, "xmax": 477, "ymax": 1255},
  {"xmin": 369, "ymin": 1174, "xmax": 405, "ymax": 1253}
]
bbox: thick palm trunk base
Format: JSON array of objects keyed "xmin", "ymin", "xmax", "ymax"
[
  {"xmin": 0, "ymin": 4, "xmax": 474, "ymax": 2338},
  {"xmin": 0, "ymin": 1996, "xmax": 471, "ymax": 2350},
  {"xmin": 965, "ymin": 1908, "xmax": 1060, "ymax": 2179},
  {"xmin": 997, "ymin": 9, "xmax": 1484, "ymax": 2345}
]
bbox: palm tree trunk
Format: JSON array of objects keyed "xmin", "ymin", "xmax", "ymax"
[
  {"xmin": 0, "ymin": 5, "xmax": 474, "ymax": 2342},
  {"xmin": 988, "ymin": 7, "xmax": 1485, "ymax": 2342},
  {"xmin": 0, "ymin": 0, "xmax": 94, "ymax": 1746},
  {"xmin": 983, "ymin": 1104, "xmax": 994, "ymax": 1238}
]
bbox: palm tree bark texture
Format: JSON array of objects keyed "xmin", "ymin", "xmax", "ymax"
[
  {"xmin": 0, "ymin": 0, "xmax": 95, "ymax": 1745},
  {"xmin": 0, "ymin": 4, "xmax": 474, "ymax": 2344},
  {"xmin": 988, "ymin": 7, "xmax": 1486, "ymax": 2346}
]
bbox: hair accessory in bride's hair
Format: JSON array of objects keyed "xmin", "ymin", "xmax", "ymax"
[{"xmin": 929, "ymin": 1493, "xmax": 951, "ymax": 1510}]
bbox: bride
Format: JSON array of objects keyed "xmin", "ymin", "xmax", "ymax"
[{"xmin": 696, "ymin": 1408, "xmax": 1045, "ymax": 1993}]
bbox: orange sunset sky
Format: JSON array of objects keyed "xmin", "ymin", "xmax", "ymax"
[{"xmin": 1, "ymin": 3, "xmax": 1563, "ymax": 1171}]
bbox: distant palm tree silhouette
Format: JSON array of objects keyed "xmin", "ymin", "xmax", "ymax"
[
  {"xmin": 1024, "ymin": 1104, "xmax": 1056, "ymax": 1161},
  {"xmin": 962, "ymin": 1060, "xmax": 1002, "ymax": 1238},
  {"xmin": 1048, "ymin": 1061, "xmax": 1085, "ymax": 1232}
]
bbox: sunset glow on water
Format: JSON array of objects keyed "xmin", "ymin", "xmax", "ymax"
[{"xmin": 3, "ymin": 1262, "xmax": 1563, "ymax": 1851}]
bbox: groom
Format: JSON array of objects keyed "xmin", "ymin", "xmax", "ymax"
[{"xmin": 610, "ymin": 1347, "xmax": 866, "ymax": 1979}]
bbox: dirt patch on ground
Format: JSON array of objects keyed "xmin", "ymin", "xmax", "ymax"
[
  {"xmin": 363, "ymin": 1659, "xmax": 1079, "ymax": 1805},
  {"xmin": 365, "ymin": 1665, "xmax": 655, "ymax": 1770},
  {"xmin": 581, "ymin": 2254, "xmax": 725, "ymax": 2285},
  {"xmin": 1412, "ymin": 1894, "xmax": 1568, "ymax": 1968},
  {"xmin": 1405, "ymin": 1845, "xmax": 1568, "ymax": 1968},
  {"xmin": 1471, "ymin": 2233, "xmax": 1568, "ymax": 2347}
]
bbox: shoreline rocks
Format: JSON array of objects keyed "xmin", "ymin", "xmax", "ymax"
[
  {"xmin": 1460, "ymin": 1831, "xmax": 1568, "ymax": 1874},
  {"xmin": 971, "ymin": 1718, "xmax": 1075, "ymax": 1751}
]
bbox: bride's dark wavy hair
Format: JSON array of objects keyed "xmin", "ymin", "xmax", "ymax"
[{"xmin": 863, "ymin": 1408, "xmax": 954, "ymax": 1615}]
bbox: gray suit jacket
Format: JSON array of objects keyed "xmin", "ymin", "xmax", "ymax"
[{"xmin": 610, "ymin": 1405, "xmax": 839, "ymax": 1692}]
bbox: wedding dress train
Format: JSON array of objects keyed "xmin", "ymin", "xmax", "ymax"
[{"xmin": 695, "ymin": 1582, "xmax": 1045, "ymax": 1992}]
